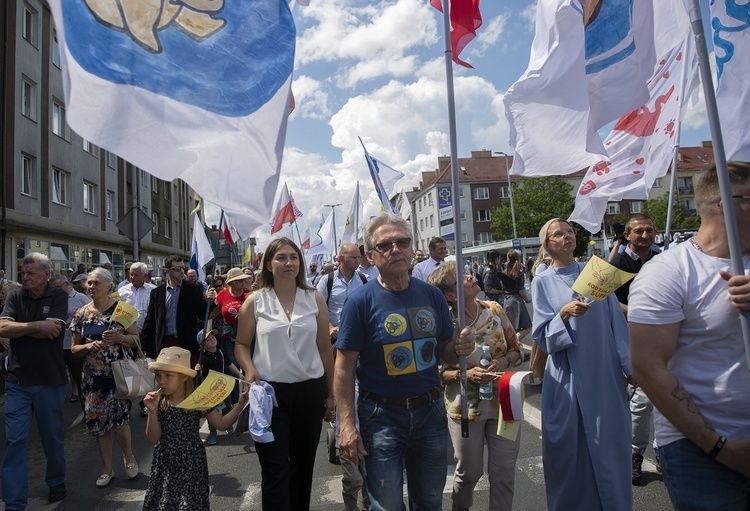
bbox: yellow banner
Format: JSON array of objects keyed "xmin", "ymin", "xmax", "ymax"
[
  {"xmin": 571, "ymin": 256, "xmax": 637, "ymax": 301},
  {"xmin": 177, "ymin": 370, "xmax": 236, "ymax": 411},
  {"xmin": 109, "ymin": 301, "xmax": 138, "ymax": 330}
]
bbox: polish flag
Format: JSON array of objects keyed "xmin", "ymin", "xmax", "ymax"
[
  {"xmin": 219, "ymin": 211, "xmax": 235, "ymax": 244},
  {"xmin": 302, "ymin": 227, "xmax": 311, "ymax": 250},
  {"xmin": 270, "ymin": 183, "xmax": 296, "ymax": 234}
]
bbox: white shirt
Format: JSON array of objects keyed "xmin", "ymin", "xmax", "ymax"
[
  {"xmin": 358, "ymin": 264, "xmax": 379, "ymax": 281},
  {"xmin": 628, "ymin": 242, "xmax": 750, "ymax": 446},
  {"xmin": 317, "ymin": 269, "xmax": 369, "ymax": 326},
  {"xmin": 253, "ymin": 288, "xmax": 323, "ymax": 383},
  {"xmin": 412, "ymin": 257, "xmax": 442, "ymax": 282},
  {"xmin": 118, "ymin": 282, "xmax": 156, "ymax": 331}
]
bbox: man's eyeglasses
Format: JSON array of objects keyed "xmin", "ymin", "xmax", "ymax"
[
  {"xmin": 169, "ymin": 266, "xmax": 186, "ymax": 272},
  {"xmin": 374, "ymin": 238, "xmax": 412, "ymax": 253}
]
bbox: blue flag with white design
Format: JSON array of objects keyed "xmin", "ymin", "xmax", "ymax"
[
  {"xmin": 190, "ymin": 214, "xmax": 215, "ymax": 283},
  {"xmin": 48, "ymin": 0, "xmax": 295, "ymax": 237}
]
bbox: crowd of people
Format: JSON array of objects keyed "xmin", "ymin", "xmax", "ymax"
[{"xmin": 0, "ymin": 163, "xmax": 748, "ymax": 511}]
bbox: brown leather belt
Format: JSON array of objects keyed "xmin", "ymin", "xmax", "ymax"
[{"xmin": 361, "ymin": 388, "xmax": 441, "ymax": 409}]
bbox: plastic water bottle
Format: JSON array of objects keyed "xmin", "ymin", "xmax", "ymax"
[{"xmin": 479, "ymin": 345, "xmax": 494, "ymax": 400}]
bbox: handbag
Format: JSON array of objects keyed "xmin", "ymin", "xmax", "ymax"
[{"xmin": 112, "ymin": 335, "xmax": 155, "ymax": 400}]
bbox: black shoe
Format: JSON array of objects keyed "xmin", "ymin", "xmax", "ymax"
[
  {"xmin": 140, "ymin": 405, "xmax": 149, "ymax": 417},
  {"xmin": 49, "ymin": 483, "xmax": 67, "ymax": 503},
  {"xmin": 632, "ymin": 453, "xmax": 644, "ymax": 484}
]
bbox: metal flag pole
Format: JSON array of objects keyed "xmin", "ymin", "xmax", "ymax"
[
  {"xmin": 664, "ymin": 123, "xmax": 681, "ymax": 250},
  {"xmin": 441, "ymin": 0, "xmax": 469, "ymax": 438},
  {"xmin": 687, "ymin": 0, "xmax": 750, "ymax": 369}
]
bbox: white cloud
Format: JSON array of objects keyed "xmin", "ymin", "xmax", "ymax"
[
  {"xmin": 291, "ymin": 75, "xmax": 331, "ymax": 119},
  {"xmin": 473, "ymin": 15, "xmax": 508, "ymax": 56},
  {"xmin": 520, "ymin": 2, "xmax": 537, "ymax": 31}
]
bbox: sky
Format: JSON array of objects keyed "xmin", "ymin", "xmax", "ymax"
[{"xmin": 205, "ymin": 0, "xmax": 713, "ymax": 253}]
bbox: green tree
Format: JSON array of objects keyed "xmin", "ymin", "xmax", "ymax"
[
  {"xmin": 490, "ymin": 176, "xmax": 590, "ymax": 257},
  {"xmin": 642, "ymin": 192, "xmax": 700, "ymax": 231}
]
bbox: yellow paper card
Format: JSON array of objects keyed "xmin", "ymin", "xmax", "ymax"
[
  {"xmin": 109, "ymin": 301, "xmax": 139, "ymax": 330},
  {"xmin": 498, "ymin": 419, "xmax": 521, "ymax": 440},
  {"xmin": 572, "ymin": 256, "xmax": 637, "ymax": 301},
  {"xmin": 177, "ymin": 370, "xmax": 236, "ymax": 411}
]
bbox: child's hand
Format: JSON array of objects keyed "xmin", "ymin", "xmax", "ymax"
[
  {"xmin": 237, "ymin": 383, "xmax": 250, "ymax": 408},
  {"xmin": 195, "ymin": 363, "xmax": 202, "ymax": 372},
  {"xmin": 143, "ymin": 390, "xmax": 161, "ymax": 412}
]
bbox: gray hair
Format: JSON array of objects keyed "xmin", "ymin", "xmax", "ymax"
[
  {"xmin": 49, "ymin": 274, "xmax": 68, "ymax": 285},
  {"xmin": 363, "ymin": 213, "xmax": 411, "ymax": 252},
  {"xmin": 22, "ymin": 252, "xmax": 52, "ymax": 271},
  {"xmin": 89, "ymin": 267, "xmax": 115, "ymax": 291},
  {"xmin": 130, "ymin": 262, "xmax": 148, "ymax": 274}
]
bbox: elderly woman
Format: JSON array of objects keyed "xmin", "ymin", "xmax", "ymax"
[
  {"xmin": 531, "ymin": 218, "xmax": 632, "ymax": 511},
  {"xmin": 429, "ymin": 261, "xmax": 523, "ymax": 511},
  {"xmin": 70, "ymin": 268, "xmax": 141, "ymax": 487},
  {"xmin": 235, "ymin": 238, "xmax": 335, "ymax": 511}
]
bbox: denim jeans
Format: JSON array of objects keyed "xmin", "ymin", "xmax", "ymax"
[
  {"xmin": 660, "ymin": 438, "xmax": 749, "ymax": 510},
  {"xmin": 2, "ymin": 382, "xmax": 66, "ymax": 511},
  {"xmin": 358, "ymin": 394, "xmax": 448, "ymax": 511}
]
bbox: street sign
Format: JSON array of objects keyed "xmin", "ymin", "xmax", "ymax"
[
  {"xmin": 512, "ymin": 238, "xmax": 522, "ymax": 250},
  {"xmin": 116, "ymin": 207, "xmax": 156, "ymax": 241}
]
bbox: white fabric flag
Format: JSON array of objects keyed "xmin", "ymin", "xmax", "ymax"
[
  {"xmin": 190, "ymin": 214, "xmax": 215, "ymax": 283},
  {"xmin": 711, "ymin": 0, "xmax": 750, "ymax": 161},
  {"xmin": 504, "ymin": 0, "xmax": 690, "ymax": 177},
  {"xmin": 306, "ymin": 210, "xmax": 335, "ymax": 258},
  {"xmin": 48, "ymin": 1, "xmax": 295, "ymax": 238},
  {"xmin": 570, "ymin": 39, "xmax": 698, "ymax": 233},
  {"xmin": 362, "ymin": 149, "xmax": 402, "ymax": 216},
  {"xmin": 340, "ymin": 183, "xmax": 361, "ymax": 245},
  {"xmin": 399, "ymin": 189, "xmax": 412, "ymax": 221}
]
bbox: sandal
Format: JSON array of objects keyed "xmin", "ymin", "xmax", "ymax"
[
  {"xmin": 96, "ymin": 470, "xmax": 114, "ymax": 488},
  {"xmin": 69, "ymin": 394, "xmax": 79, "ymax": 402},
  {"xmin": 124, "ymin": 456, "xmax": 139, "ymax": 479}
]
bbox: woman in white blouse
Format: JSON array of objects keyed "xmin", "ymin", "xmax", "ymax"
[{"xmin": 235, "ymin": 238, "xmax": 335, "ymax": 511}]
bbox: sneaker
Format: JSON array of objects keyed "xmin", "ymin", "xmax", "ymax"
[
  {"xmin": 655, "ymin": 453, "xmax": 662, "ymax": 474},
  {"xmin": 226, "ymin": 426, "xmax": 234, "ymax": 435},
  {"xmin": 632, "ymin": 452, "xmax": 644, "ymax": 485},
  {"xmin": 49, "ymin": 483, "xmax": 67, "ymax": 503},
  {"xmin": 206, "ymin": 431, "xmax": 218, "ymax": 446}
]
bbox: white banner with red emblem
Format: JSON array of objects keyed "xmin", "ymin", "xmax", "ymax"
[{"xmin": 496, "ymin": 371, "xmax": 533, "ymax": 440}]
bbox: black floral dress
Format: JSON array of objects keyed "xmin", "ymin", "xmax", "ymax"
[
  {"xmin": 143, "ymin": 405, "xmax": 209, "ymax": 511},
  {"xmin": 71, "ymin": 302, "xmax": 132, "ymax": 436}
]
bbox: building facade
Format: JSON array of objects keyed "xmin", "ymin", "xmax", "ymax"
[{"xmin": 1, "ymin": 0, "xmax": 196, "ymax": 281}]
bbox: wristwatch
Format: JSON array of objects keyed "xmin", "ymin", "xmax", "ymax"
[{"xmin": 505, "ymin": 356, "xmax": 513, "ymax": 368}]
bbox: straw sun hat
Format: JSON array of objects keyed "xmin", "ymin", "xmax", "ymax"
[
  {"xmin": 225, "ymin": 267, "xmax": 251, "ymax": 284},
  {"xmin": 148, "ymin": 346, "xmax": 197, "ymax": 378}
]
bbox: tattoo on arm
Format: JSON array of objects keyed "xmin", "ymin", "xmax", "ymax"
[{"xmin": 671, "ymin": 382, "xmax": 715, "ymax": 431}]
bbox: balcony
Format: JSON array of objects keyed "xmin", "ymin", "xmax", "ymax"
[{"xmin": 679, "ymin": 186, "xmax": 694, "ymax": 195}]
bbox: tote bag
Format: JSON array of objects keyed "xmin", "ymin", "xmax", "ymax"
[{"xmin": 112, "ymin": 336, "xmax": 155, "ymax": 399}]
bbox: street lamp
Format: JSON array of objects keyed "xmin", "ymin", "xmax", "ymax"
[
  {"xmin": 494, "ymin": 151, "xmax": 518, "ymax": 240},
  {"xmin": 324, "ymin": 203, "xmax": 341, "ymax": 260}
]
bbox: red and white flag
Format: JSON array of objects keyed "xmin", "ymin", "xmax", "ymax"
[
  {"xmin": 569, "ymin": 39, "xmax": 698, "ymax": 233},
  {"xmin": 218, "ymin": 210, "xmax": 238, "ymax": 245},
  {"xmin": 430, "ymin": 0, "xmax": 482, "ymax": 68},
  {"xmin": 302, "ymin": 227, "xmax": 311, "ymax": 250},
  {"xmin": 270, "ymin": 183, "xmax": 296, "ymax": 234},
  {"xmin": 290, "ymin": 193, "xmax": 304, "ymax": 220}
]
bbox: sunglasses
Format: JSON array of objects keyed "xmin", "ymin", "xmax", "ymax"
[
  {"xmin": 374, "ymin": 237, "xmax": 412, "ymax": 253},
  {"xmin": 169, "ymin": 266, "xmax": 186, "ymax": 272}
]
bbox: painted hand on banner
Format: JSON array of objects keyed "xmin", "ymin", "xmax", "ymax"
[{"xmin": 85, "ymin": 0, "xmax": 226, "ymax": 53}]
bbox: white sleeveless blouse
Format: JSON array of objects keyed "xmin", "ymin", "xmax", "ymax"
[{"xmin": 252, "ymin": 287, "xmax": 324, "ymax": 383}]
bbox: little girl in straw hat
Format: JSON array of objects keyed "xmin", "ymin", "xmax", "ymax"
[{"xmin": 142, "ymin": 347, "xmax": 248, "ymax": 511}]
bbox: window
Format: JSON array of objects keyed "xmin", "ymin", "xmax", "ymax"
[
  {"xmin": 21, "ymin": 78, "xmax": 36, "ymax": 119},
  {"xmin": 680, "ymin": 198, "xmax": 696, "ymax": 210},
  {"xmin": 107, "ymin": 151, "xmax": 116, "ymax": 168},
  {"xmin": 459, "ymin": 188, "xmax": 465, "ymax": 198},
  {"xmin": 630, "ymin": 201, "xmax": 643, "ymax": 214},
  {"xmin": 428, "ymin": 193, "xmax": 433, "ymax": 207},
  {"xmin": 478, "ymin": 232, "xmax": 493, "ymax": 244},
  {"xmin": 152, "ymin": 213, "xmax": 159, "ymax": 234},
  {"xmin": 83, "ymin": 139, "xmax": 97, "ymax": 154},
  {"xmin": 430, "ymin": 215, "xmax": 434, "ymax": 228},
  {"xmin": 420, "ymin": 219, "xmax": 424, "ymax": 231},
  {"xmin": 653, "ymin": 178, "xmax": 663, "ymax": 188},
  {"xmin": 461, "ymin": 234, "xmax": 468, "ymax": 243},
  {"xmin": 418, "ymin": 201, "xmax": 422, "ymax": 212},
  {"xmin": 165, "ymin": 182, "xmax": 172, "ymax": 200},
  {"xmin": 607, "ymin": 202, "xmax": 620, "ymax": 215},
  {"xmin": 164, "ymin": 217, "xmax": 171, "ymax": 239},
  {"xmin": 83, "ymin": 182, "xmax": 95, "ymax": 214},
  {"xmin": 21, "ymin": 154, "xmax": 34, "ymax": 196},
  {"xmin": 499, "ymin": 185, "xmax": 510, "ymax": 198},
  {"xmin": 475, "ymin": 210, "xmax": 491, "ymax": 222},
  {"xmin": 52, "ymin": 31, "xmax": 60, "ymax": 67},
  {"xmin": 52, "ymin": 168, "xmax": 68, "ymax": 205},
  {"xmin": 474, "ymin": 187, "xmax": 489, "ymax": 200},
  {"xmin": 23, "ymin": 5, "xmax": 36, "ymax": 45},
  {"xmin": 106, "ymin": 190, "xmax": 114, "ymax": 220},
  {"xmin": 151, "ymin": 176, "xmax": 158, "ymax": 192},
  {"xmin": 141, "ymin": 169, "xmax": 148, "ymax": 185},
  {"xmin": 459, "ymin": 211, "xmax": 466, "ymax": 220},
  {"xmin": 52, "ymin": 101, "xmax": 67, "ymax": 139}
]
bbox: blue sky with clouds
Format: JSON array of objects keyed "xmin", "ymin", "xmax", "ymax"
[{"xmin": 206, "ymin": 0, "xmax": 713, "ymax": 251}]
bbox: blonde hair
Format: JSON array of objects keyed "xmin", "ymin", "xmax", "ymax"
[{"xmin": 155, "ymin": 372, "xmax": 195, "ymax": 411}]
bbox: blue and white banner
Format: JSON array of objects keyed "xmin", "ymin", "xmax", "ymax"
[
  {"xmin": 190, "ymin": 214, "xmax": 215, "ymax": 283},
  {"xmin": 48, "ymin": 0, "xmax": 296, "ymax": 237}
]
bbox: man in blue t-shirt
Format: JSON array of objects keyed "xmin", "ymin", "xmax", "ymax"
[{"xmin": 335, "ymin": 213, "xmax": 475, "ymax": 510}]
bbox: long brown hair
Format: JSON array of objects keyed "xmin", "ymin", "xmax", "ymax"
[
  {"xmin": 257, "ymin": 238, "xmax": 313, "ymax": 291},
  {"xmin": 506, "ymin": 250, "xmax": 522, "ymax": 278}
]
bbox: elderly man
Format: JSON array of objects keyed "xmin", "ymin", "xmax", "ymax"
[
  {"xmin": 118, "ymin": 262, "xmax": 156, "ymax": 333},
  {"xmin": 0, "ymin": 253, "xmax": 69, "ymax": 508},
  {"xmin": 629, "ymin": 162, "xmax": 750, "ymax": 509},
  {"xmin": 412, "ymin": 237, "xmax": 448, "ymax": 282},
  {"xmin": 335, "ymin": 213, "xmax": 475, "ymax": 509},
  {"xmin": 71, "ymin": 273, "xmax": 88, "ymax": 294}
]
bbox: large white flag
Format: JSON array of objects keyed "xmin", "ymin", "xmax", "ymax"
[
  {"xmin": 306, "ymin": 210, "xmax": 336, "ymax": 258},
  {"xmin": 190, "ymin": 215, "xmax": 215, "ymax": 283},
  {"xmin": 398, "ymin": 189, "xmax": 412, "ymax": 221},
  {"xmin": 570, "ymin": 39, "xmax": 698, "ymax": 233},
  {"xmin": 711, "ymin": 0, "xmax": 750, "ymax": 161},
  {"xmin": 504, "ymin": 0, "xmax": 690, "ymax": 177},
  {"xmin": 340, "ymin": 183, "xmax": 361, "ymax": 245},
  {"xmin": 47, "ymin": 1, "xmax": 295, "ymax": 238}
]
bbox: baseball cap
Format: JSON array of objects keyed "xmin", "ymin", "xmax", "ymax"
[{"xmin": 72, "ymin": 274, "xmax": 88, "ymax": 283}]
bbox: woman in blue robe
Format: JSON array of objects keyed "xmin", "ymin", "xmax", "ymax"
[{"xmin": 531, "ymin": 218, "xmax": 632, "ymax": 511}]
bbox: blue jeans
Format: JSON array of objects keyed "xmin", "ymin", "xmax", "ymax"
[
  {"xmin": 2, "ymin": 382, "xmax": 66, "ymax": 510},
  {"xmin": 358, "ymin": 395, "xmax": 448, "ymax": 511},
  {"xmin": 660, "ymin": 438, "xmax": 749, "ymax": 510}
]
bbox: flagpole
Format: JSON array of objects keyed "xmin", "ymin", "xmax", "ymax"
[
  {"xmin": 441, "ymin": 0, "xmax": 469, "ymax": 438},
  {"xmin": 664, "ymin": 123, "xmax": 682, "ymax": 250},
  {"xmin": 687, "ymin": 0, "xmax": 750, "ymax": 369},
  {"xmin": 292, "ymin": 219, "xmax": 304, "ymax": 248}
]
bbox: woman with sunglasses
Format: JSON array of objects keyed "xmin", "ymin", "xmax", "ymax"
[
  {"xmin": 531, "ymin": 218, "xmax": 632, "ymax": 511},
  {"xmin": 428, "ymin": 262, "xmax": 522, "ymax": 511}
]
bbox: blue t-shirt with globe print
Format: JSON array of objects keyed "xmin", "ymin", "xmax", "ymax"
[{"xmin": 337, "ymin": 278, "xmax": 454, "ymax": 399}]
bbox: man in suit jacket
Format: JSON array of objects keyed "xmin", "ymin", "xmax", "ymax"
[{"xmin": 141, "ymin": 255, "xmax": 212, "ymax": 360}]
